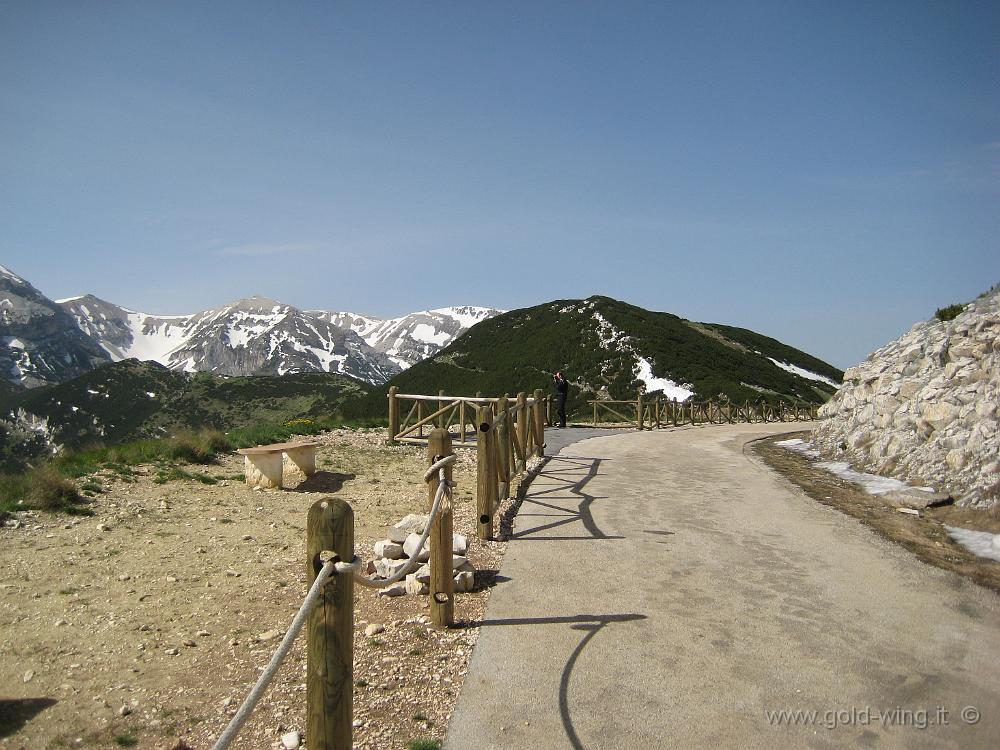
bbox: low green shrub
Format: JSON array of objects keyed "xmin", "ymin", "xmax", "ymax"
[
  {"xmin": 0, "ymin": 466, "xmax": 91, "ymax": 515},
  {"xmin": 169, "ymin": 430, "xmax": 222, "ymax": 464},
  {"xmin": 935, "ymin": 303, "xmax": 965, "ymax": 322},
  {"xmin": 153, "ymin": 467, "xmax": 218, "ymax": 485}
]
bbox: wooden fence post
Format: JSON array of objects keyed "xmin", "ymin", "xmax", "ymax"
[
  {"xmin": 459, "ymin": 399, "xmax": 466, "ymax": 444},
  {"xmin": 516, "ymin": 392, "xmax": 528, "ymax": 470},
  {"xmin": 417, "ymin": 401, "xmax": 424, "ymax": 438},
  {"xmin": 438, "ymin": 390, "xmax": 446, "ymax": 428},
  {"xmin": 427, "ymin": 428, "xmax": 454, "ymax": 627},
  {"xmin": 388, "ymin": 386, "xmax": 399, "ymax": 443},
  {"xmin": 533, "ymin": 389, "xmax": 545, "ymax": 457},
  {"xmin": 307, "ymin": 497, "xmax": 354, "ymax": 750},
  {"xmin": 636, "ymin": 393, "xmax": 644, "ymax": 430},
  {"xmin": 496, "ymin": 395, "xmax": 511, "ymax": 503},
  {"xmin": 476, "ymin": 406, "xmax": 496, "ymax": 541}
]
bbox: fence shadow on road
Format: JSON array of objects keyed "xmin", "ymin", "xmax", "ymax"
[
  {"xmin": 457, "ymin": 613, "xmax": 647, "ymax": 750},
  {"xmin": 501, "ymin": 454, "xmax": 624, "ymax": 541}
]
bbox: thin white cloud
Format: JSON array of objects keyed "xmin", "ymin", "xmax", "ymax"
[{"xmin": 215, "ymin": 243, "xmax": 318, "ymax": 257}]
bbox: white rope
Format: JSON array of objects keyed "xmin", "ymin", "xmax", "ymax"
[
  {"xmin": 210, "ymin": 452, "xmax": 458, "ymax": 749},
  {"xmin": 353, "ymin": 455, "xmax": 456, "ymax": 589},
  {"xmin": 211, "ymin": 557, "xmax": 337, "ymax": 750}
]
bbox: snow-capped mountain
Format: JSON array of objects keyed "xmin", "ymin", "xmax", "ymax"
[
  {"xmin": 57, "ymin": 295, "xmax": 400, "ymax": 384},
  {"xmin": 0, "ymin": 266, "xmax": 110, "ymax": 388},
  {"xmin": 51, "ymin": 292, "xmax": 502, "ymax": 387},
  {"xmin": 311, "ymin": 306, "xmax": 503, "ymax": 370}
]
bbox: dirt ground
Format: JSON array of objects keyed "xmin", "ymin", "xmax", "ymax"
[
  {"xmin": 753, "ymin": 432, "xmax": 1000, "ymax": 593},
  {"xmin": 0, "ymin": 429, "xmax": 534, "ymax": 750}
]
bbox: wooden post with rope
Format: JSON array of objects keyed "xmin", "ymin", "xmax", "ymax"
[
  {"xmin": 427, "ymin": 428, "xmax": 454, "ymax": 627},
  {"xmin": 306, "ymin": 497, "xmax": 354, "ymax": 750}
]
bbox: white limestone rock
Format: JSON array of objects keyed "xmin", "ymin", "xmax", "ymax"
[
  {"xmin": 389, "ymin": 514, "xmax": 429, "ymax": 543},
  {"xmin": 377, "ymin": 583, "xmax": 406, "ymax": 597},
  {"xmin": 812, "ymin": 284, "xmax": 1000, "ymax": 508},
  {"xmin": 374, "ymin": 540, "xmax": 404, "ymax": 560},
  {"xmin": 405, "ymin": 574, "xmax": 429, "ymax": 595},
  {"xmin": 374, "ymin": 558, "xmax": 409, "ymax": 579},
  {"xmin": 454, "ymin": 571, "xmax": 475, "ymax": 593},
  {"xmin": 403, "ymin": 533, "xmax": 431, "ymax": 562},
  {"xmin": 452, "ymin": 534, "xmax": 468, "ymax": 555}
]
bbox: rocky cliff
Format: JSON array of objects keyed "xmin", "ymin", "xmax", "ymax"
[
  {"xmin": 0, "ymin": 266, "xmax": 111, "ymax": 387},
  {"xmin": 812, "ymin": 286, "xmax": 1000, "ymax": 507}
]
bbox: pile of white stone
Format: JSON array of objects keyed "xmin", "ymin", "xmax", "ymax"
[
  {"xmin": 813, "ymin": 285, "xmax": 999, "ymax": 507},
  {"xmin": 368, "ymin": 513, "xmax": 476, "ymax": 597}
]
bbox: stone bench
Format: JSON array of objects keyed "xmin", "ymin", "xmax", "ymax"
[{"xmin": 236, "ymin": 441, "xmax": 320, "ymax": 489}]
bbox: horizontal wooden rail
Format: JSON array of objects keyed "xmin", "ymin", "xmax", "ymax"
[{"xmin": 588, "ymin": 395, "xmax": 819, "ymax": 429}]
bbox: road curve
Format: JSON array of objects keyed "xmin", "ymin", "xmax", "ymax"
[{"xmin": 444, "ymin": 424, "xmax": 1000, "ymax": 750}]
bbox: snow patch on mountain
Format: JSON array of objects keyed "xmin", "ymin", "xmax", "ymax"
[
  {"xmin": 767, "ymin": 358, "xmax": 840, "ymax": 388},
  {"xmin": 634, "ymin": 357, "xmax": 694, "ymax": 402}
]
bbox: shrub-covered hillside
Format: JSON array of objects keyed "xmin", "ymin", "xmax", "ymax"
[
  {"xmin": 378, "ymin": 296, "xmax": 841, "ymax": 416},
  {"xmin": 0, "ymin": 359, "xmax": 372, "ymax": 449}
]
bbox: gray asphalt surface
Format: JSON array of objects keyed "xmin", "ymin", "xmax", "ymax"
[{"xmin": 445, "ymin": 423, "xmax": 1000, "ymax": 749}]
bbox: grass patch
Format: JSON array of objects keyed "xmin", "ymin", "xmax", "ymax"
[
  {"xmin": 114, "ymin": 733, "xmax": 138, "ymax": 747},
  {"xmin": 153, "ymin": 467, "xmax": 218, "ymax": 485},
  {"xmin": 407, "ymin": 739, "xmax": 441, "ymax": 750},
  {"xmin": 0, "ymin": 466, "xmax": 92, "ymax": 515}
]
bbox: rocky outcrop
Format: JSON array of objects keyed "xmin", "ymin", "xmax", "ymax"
[
  {"xmin": 813, "ymin": 286, "xmax": 999, "ymax": 507},
  {"xmin": 0, "ymin": 266, "xmax": 111, "ymax": 387}
]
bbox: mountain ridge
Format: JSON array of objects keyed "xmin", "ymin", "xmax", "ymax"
[
  {"xmin": 0, "ymin": 264, "xmax": 504, "ymax": 388},
  {"xmin": 378, "ymin": 295, "xmax": 843, "ymax": 417}
]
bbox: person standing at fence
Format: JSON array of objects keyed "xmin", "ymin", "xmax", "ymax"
[{"xmin": 553, "ymin": 371, "xmax": 569, "ymax": 428}]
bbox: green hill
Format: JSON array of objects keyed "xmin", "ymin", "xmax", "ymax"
[
  {"xmin": 0, "ymin": 359, "xmax": 371, "ymax": 449},
  {"xmin": 370, "ymin": 296, "xmax": 841, "ymax": 416}
]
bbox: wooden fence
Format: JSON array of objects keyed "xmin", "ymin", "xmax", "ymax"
[
  {"xmin": 387, "ymin": 386, "xmax": 548, "ymax": 446},
  {"xmin": 589, "ymin": 395, "xmax": 819, "ymax": 429},
  {"xmin": 387, "ymin": 387, "xmax": 547, "ymax": 541}
]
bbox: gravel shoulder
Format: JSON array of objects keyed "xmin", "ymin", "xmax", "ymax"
[
  {"xmin": 0, "ymin": 429, "xmax": 531, "ymax": 750},
  {"xmin": 752, "ymin": 432, "xmax": 1000, "ymax": 592}
]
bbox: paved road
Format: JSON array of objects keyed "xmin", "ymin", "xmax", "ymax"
[{"xmin": 445, "ymin": 424, "xmax": 1000, "ymax": 749}]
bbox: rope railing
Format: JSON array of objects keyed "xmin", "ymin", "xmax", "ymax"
[
  {"xmin": 350, "ymin": 454, "xmax": 455, "ymax": 589},
  {"xmin": 209, "ymin": 450, "xmax": 458, "ymax": 750},
  {"xmin": 211, "ymin": 554, "xmax": 337, "ymax": 750}
]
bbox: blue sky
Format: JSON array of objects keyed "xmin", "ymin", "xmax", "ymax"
[{"xmin": 1, "ymin": 1, "xmax": 997, "ymax": 369}]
